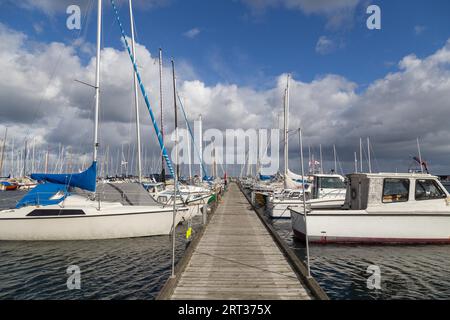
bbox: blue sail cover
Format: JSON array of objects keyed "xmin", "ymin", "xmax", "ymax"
[
  {"xmin": 259, "ymin": 174, "xmax": 274, "ymax": 181},
  {"xmin": 16, "ymin": 183, "xmax": 69, "ymax": 208},
  {"xmin": 31, "ymin": 162, "xmax": 97, "ymax": 192}
]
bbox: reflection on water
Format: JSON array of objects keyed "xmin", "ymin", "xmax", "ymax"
[
  {"xmin": 2, "ymin": 190, "xmax": 450, "ymax": 299},
  {"xmin": 0, "ymin": 190, "xmax": 197, "ymax": 300},
  {"xmin": 270, "ymin": 218, "xmax": 450, "ymax": 300}
]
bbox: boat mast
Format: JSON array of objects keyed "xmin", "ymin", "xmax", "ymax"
[
  {"xmin": 172, "ymin": 60, "xmax": 180, "ymax": 180},
  {"xmin": 367, "ymin": 137, "xmax": 372, "ymax": 173},
  {"xmin": 10, "ymin": 137, "xmax": 14, "ymax": 177},
  {"xmin": 333, "ymin": 144, "xmax": 337, "ymax": 174},
  {"xmin": 284, "ymin": 74, "xmax": 290, "ymax": 178},
  {"xmin": 44, "ymin": 146, "xmax": 49, "ymax": 174},
  {"xmin": 23, "ymin": 139, "xmax": 28, "ymax": 177},
  {"xmin": 319, "ymin": 144, "xmax": 323, "ymax": 174},
  {"xmin": 171, "ymin": 58, "xmax": 179, "ymax": 278},
  {"xmin": 159, "ymin": 48, "xmax": 165, "ymax": 183},
  {"xmin": 256, "ymin": 129, "xmax": 260, "ymax": 178},
  {"xmin": 359, "ymin": 137, "xmax": 363, "ymax": 173},
  {"xmin": 198, "ymin": 114, "xmax": 203, "ymax": 181},
  {"xmin": 129, "ymin": 0, "xmax": 142, "ymax": 183},
  {"xmin": 187, "ymin": 121, "xmax": 192, "ymax": 180},
  {"xmin": 0, "ymin": 128, "xmax": 7, "ymax": 176},
  {"xmin": 298, "ymin": 128, "xmax": 311, "ymax": 278},
  {"xmin": 284, "ymin": 76, "xmax": 290, "ymax": 177},
  {"xmin": 93, "ymin": 0, "xmax": 102, "ymax": 164}
]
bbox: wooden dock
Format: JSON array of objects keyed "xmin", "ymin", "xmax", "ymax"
[{"xmin": 157, "ymin": 182, "xmax": 327, "ymax": 300}]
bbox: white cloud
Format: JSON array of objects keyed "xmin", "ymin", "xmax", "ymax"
[
  {"xmin": 315, "ymin": 36, "xmax": 336, "ymax": 55},
  {"xmin": 183, "ymin": 28, "xmax": 201, "ymax": 39},
  {"xmin": 2, "ymin": 23, "xmax": 450, "ymax": 175},
  {"xmin": 15, "ymin": 0, "xmax": 171, "ymax": 15},
  {"xmin": 414, "ymin": 25, "xmax": 427, "ymax": 35}
]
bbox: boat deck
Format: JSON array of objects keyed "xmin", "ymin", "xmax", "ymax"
[{"xmin": 162, "ymin": 182, "xmax": 315, "ymax": 300}]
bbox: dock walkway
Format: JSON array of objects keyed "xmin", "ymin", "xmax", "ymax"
[{"xmin": 165, "ymin": 182, "xmax": 314, "ymax": 300}]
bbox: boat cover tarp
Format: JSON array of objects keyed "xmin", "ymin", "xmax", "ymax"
[
  {"xmin": 1, "ymin": 181, "xmax": 13, "ymax": 186},
  {"xmin": 78, "ymin": 182, "xmax": 159, "ymax": 206},
  {"xmin": 16, "ymin": 183, "xmax": 68, "ymax": 208},
  {"xmin": 31, "ymin": 162, "xmax": 97, "ymax": 192},
  {"xmin": 259, "ymin": 174, "xmax": 274, "ymax": 181}
]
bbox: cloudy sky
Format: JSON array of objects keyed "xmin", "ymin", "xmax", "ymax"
[{"xmin": 1, "ymin": 0, "xmax": 450, "ymax": 177}]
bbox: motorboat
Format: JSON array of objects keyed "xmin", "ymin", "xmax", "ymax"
[{"xmin": 290, "ymin": 172, "xmax": 450, "ymax": 244}]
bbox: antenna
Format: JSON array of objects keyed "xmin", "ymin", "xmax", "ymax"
[{"xmin": 417, "ymin": 137, "xmax": 424, "ymax": 173}]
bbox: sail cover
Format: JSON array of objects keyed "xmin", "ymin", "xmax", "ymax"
[
  {"xmin": 31, "ymin": 162, "xmax": 97, "ymax": 192},
  {"xmin": 16, "ymin": 183, "xmax": 68, "ymax": 208}
]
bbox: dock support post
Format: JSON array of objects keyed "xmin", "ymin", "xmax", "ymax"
[{"xmin": 251, "ymin": 191, "xmax": 255, "ymax": 205}]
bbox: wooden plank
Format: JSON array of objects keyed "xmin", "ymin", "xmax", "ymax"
[{"xmin": 158, "ymin": 183, "xmax": 316, "ymax": 300}]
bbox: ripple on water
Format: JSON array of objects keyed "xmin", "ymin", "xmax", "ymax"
[{"xmin": 0, "ymin": 192, "xmax": 199, "ymax": 300}]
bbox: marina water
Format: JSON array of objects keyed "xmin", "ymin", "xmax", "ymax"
[{"xmin": 1, "ymin": 190, "xmax": 450, "ymax": 299}]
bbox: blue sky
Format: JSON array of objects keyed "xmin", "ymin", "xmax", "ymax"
[
  {"xmin": 2, "ymin": 0, "xmax": 450, "ymax": 175},
  {"xmin": 2, "ymin": 0, "xmax": 450, "ymax": 89}
]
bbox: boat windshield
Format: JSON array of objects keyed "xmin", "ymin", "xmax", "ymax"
[{"xmin": 317, "ymin": 177, "xmax": 345, "ymax": 189}]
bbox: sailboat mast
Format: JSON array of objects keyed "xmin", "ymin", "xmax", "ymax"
[
  {"xmin": 171, "ymin": 59, "xmax": 179, "ymax": 278},
  {"xmin": 256, "ymin": 129, "xmax": 260, "ymax": 177},
  {"xmin": 0, "ymin": 128, "xmax": 7, "ymax": 176},
  {"xmin": 367, "ymin": 137, "xmax": 372, "ymax": 173},
  {"xmin": 187, "ymin": 121, "xmax": 192, "ymax": 180},
  {"xmin": 93, "ymin": 0, "xmax": 102, "ymax": 163},
  {"xmin": 333, "ymin": 144, "xmax": 337, "ymax": 174},
  {"xmin": 23, "ymin": 139, "xmax": 27, "ymax": 177},
  {"xmin": 319, "ymin": 144, "xmax": 323, "ymax": 174},
  {"xmin": 359, "ymin": 137, "xmax": 363, "ymax": 173},
  {"xmin": 44, "ymin": 146, "xmax": 49, "ymax": 174},
  {"xmin": 172, "ymin": 60, "xmax": 179, "ymax": 180},
  {"xmin": 284, "ymin": 74, "xmax": 290, "ymax": 177},
  {"xmin": 199, "ymin": 114, "xmax": 203, "ymax": 181},
  {"xmin": 129, "ymin": 0, "xmax": 142, "ymax": 182},
  {"xmin": 159, "ymin": 48, "xmax": 165, "ymax": 182}
]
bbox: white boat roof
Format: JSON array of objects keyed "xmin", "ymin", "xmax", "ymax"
[
  {"xmin": 312, "ymin": 174, "xmax": 345, "ymax": 179},
  {"xmin": 347, "ymin": 172, "xmax": 439, "ymax": 179}
]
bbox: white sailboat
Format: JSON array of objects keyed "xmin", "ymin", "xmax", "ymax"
[
  {"xmin": 267, "ymin": 75, "xmax": 346, "ymax": 218},
  {"xmin": 0, "ymin": 0, "xmax": 187, "ymax": 241}
]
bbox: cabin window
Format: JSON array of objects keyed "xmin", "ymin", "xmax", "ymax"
[
  {"xmin": 318, "ymin": 177, "xmax": 345, "ymax": 189},
  {"xmin": 157, "ymin": 196, "xmax": 168, "ymax": 203},
  {"xmin": 382, "ymin": 179, "xmax": 409, "ymax": 203},
  {"xmin": 415, "ymin": 180, "xmax": 446, "ymax": 201},
  {"xmin": 27, "ymin": 209, "xmax": 85, "ymax": 217}
]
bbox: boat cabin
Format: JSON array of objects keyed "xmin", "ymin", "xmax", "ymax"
[{"xmin": 343, "ymin": 173, "xmax": 449, "ymax": 210}]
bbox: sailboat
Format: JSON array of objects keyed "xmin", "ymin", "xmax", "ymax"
[
  {"xmin": 267, "ymin": 75, "xmax": 346, "ymax": 218},
  {"xmin": 0, "ymin": 0, "xmax": 187, "ymax": 240}
]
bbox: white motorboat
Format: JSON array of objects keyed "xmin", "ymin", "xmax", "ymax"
[{"xmin": 290, "ymin": 172, "xmax": 450, "ymax": 244}]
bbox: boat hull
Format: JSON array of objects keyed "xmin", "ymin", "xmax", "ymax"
[
  {"xmin": 0, "ymin": 209, "xmax": 183, "ymax": 241},
  {"xmin": 291, "ymin": 209, "xmax": 450, "ymax": 244},
  {"xmin": 269, "ymin": 198, "xmax": 344, "ymax": 219}
]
